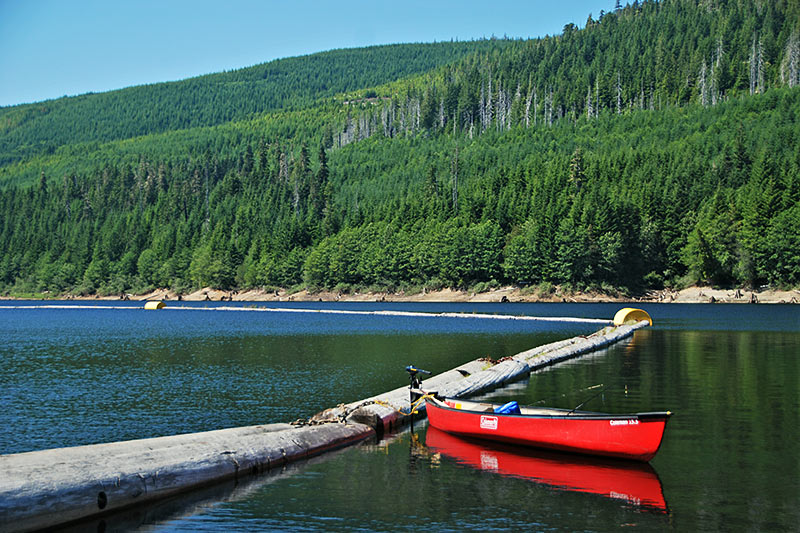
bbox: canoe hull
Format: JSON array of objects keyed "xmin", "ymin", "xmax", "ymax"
[
  {"xmin": 426, "ymin": 398, "xmax": 671, "ymax": 462},
  {"xmin": 426, "ymin": 427, "xmax": 668, "ymax": 512}
]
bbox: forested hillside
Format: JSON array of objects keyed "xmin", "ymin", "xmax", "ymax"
[
  {"xmin": 1, "ymin": 0, "xmax": 798, "ymax": 298},
  {"xmin": 0, "ymin": 40, "xmax": 508, "ymax": 168}
]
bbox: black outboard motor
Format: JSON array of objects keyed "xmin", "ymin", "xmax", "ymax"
[{"xmin": 405, "ymin": 365, "xmax": 431, "ymax": 405}]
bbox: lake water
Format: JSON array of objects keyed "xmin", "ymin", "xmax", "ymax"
[{"xmin": 1, "ymin": 301, "xmax": 798, "ymax": 531}]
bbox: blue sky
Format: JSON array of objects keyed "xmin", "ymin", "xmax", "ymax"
[{"xmin": 0, "ymin": 0, "xmax": 613, "ymax": 107}]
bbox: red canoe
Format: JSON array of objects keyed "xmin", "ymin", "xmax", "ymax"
[
  {"xmin": 425, "ymin": 396, "xmax": 671, "ymax": 462},
  {"xmin": 426, "ymin": 427, "xmax": 668, "ymax": 512}
]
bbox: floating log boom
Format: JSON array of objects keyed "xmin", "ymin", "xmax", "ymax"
[
  {"xmin": 0, "ymin": 316, "xmax": 650, "ymax": 532},
  {"xmin": 0, "ymin": 423, "xmax": 372, "ymax": 532}
]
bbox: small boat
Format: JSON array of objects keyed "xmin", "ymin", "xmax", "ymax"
[
  {"xmin": 425, "ymin": 396, "xmax": 671, "ymax": 462},
  {"xmin": 426, "ymin": 427, "xmax": 669, "ymax": 512}
]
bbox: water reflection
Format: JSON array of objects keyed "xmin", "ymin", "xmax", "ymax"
[{"xmin": 425, "ymin": 427, "xmax": 668, "ymax": 513}]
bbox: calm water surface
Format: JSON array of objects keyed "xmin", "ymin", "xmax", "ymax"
[{"xmin": 1, "ymin": 301, "xmax": 798, "ymax": 531}]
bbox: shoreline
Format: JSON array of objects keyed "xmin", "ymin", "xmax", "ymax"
[{"xmin": 7, "ymin": 285, "xmax": 799, "ymax": 304}]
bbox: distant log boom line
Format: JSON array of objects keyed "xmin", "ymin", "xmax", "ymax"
[{"xmin": 0, "ymin": 304, "xmax": 612, "ymax": 324}]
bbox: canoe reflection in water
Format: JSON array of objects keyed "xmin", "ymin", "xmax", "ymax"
[{"xmin": 425, "ymin": 427, "xmax": 668, "ymax": 513}]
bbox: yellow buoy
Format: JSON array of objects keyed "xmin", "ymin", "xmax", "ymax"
[
  {"xmin": 144, "ymin": 301, "xmax": 165, "ymax": 310},
  {"xmin": 613, "ymin": 307, "xmax": 652, "ymax": 326}
]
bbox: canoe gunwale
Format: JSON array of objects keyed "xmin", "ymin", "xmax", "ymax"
[{"xmin": 426, "ymin": 396, "xmax": 672, "ymax": 422}]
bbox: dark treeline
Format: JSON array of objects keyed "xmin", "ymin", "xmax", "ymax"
[{"xmin": 0, "ymin": 0, "xmax": 798, "ymax": 297}]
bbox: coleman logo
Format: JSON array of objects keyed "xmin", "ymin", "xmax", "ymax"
[
  {"xmin": 480, "ymin": 451, "xmax": 499, "ymax": 470},
  {"xmin": 480, "ymin": 415, "xmax": 498, "ymax": 430},
  {"xmin": 609, "ymin": 419, "xmax": 640, "ymax": 426}
]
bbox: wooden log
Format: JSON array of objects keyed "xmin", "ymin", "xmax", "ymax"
[{"xmin": 0, "ymin": 423, "xmax": 372, "ymax": 533}]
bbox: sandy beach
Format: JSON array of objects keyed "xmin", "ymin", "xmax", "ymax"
[{"xmin": 48, "ymin": 285, "xmax": 800, "ymax": 305}]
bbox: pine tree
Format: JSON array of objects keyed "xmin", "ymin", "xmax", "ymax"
[{"xmin": 569, "ymin": 148, "xmax": 585, "ymax": 192}]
